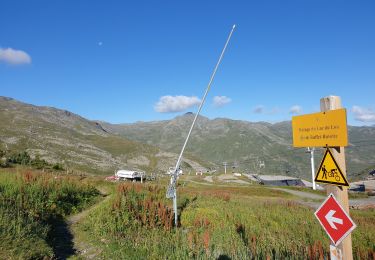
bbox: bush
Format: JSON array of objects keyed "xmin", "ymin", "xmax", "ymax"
[
  {"xmin": 30, "ymin": 154, "xmax": 49, "ymax": 169},
  {"xmin": 9, "ymin": 151, "xmax": 31, "ymax": 165},
  {"xmin": 0, "ymin": 158, "xmax": 10, "ymax": 168},
  {"xmin": 52, "ymin": 163, "xmax": 64, "ymax": 171},
  {"xmin": 5, "ymin": 150, "xmax": 65, "ymax": 171}
]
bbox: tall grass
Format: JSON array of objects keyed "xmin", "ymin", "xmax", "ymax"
[
  {"xmin": 351, "ymin": 208, "xmax": 375, "ymax": 259},
  {"xmin": 180, "ymin": 195, "xmax": 330, "ymax": 259},
  {"xmin": 0, "ymin": 170, "xmax": 99, "ymax": 259},
  {"xmin": 80, "ymin": 182, "xmax": 375, "ymax": 259},
  {"xmin": 84, "ymin": 183, "xmax": 175, "ymax": 237},
  {"xmin": 80, "ymin": 182, "xmax": 192, "ymax": 258}
]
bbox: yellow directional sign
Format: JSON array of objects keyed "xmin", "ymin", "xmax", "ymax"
[
  {"xmin": 315, "ymin": 148, "xmax": 349, "ymax": 187},
  {"xmin": 292, "ymin": 108, "xmax": 348, "ymax": 147}
]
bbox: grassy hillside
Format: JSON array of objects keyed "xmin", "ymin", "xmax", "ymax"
[
  {"xmin": 104, "ymin": 113, "xmax": 375, "ymax": 180},
  {"xmin": 0, "ymin": 97, "xmax": 209, "ymax": 175}
]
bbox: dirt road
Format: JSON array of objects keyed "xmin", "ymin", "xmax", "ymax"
[{"xmin": 272, "ymin": 187, "xmax": 375, "ymax": 209}]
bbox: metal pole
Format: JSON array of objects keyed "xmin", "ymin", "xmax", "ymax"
[
  {"xmin": 310, "ymin": 147, "xmax": 316, "ymax": 190},
  {"xmin": 168, "ymin": 24, "xmax": 236, "ymax": 227},
  {"xmin": 173, "ymin": 24, "xmax": 236, "ymax": 173},
  {"xmin": 173, "ymin": 187, "xmax": 177, "ymax": 224},
  {"xmin": 308, "ymin": 147, "xmax": 316, "ymax": 190}
]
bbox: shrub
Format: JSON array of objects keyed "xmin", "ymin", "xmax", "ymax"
[{"xmin": 52, "ymin": 163, "xmax": 64, "ymax": 171}]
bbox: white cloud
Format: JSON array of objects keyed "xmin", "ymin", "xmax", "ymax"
[
  {"xmin": 289, "ymin": 105, "xmax": 302, "ymax": 114},
  {"xmin": 154, "ymin": 95, "xmax": 201, "ymax": 113},
  {"xmin": 253, "ymin": 105, "xmax": 265, "ymax": 114},
  {"xmin": 213, "ymin": 96, "xmax": 231, "ymax": 107},
  {"xmin": 0, "ymin": 48, "xmax": 31, "ymax": 65},
  {"xmin": 352, "ymin": 106, "xmax": 375, "ymax": 122}
]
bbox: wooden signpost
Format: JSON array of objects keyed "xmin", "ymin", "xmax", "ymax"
[{"xmin": 292, "ymin": 96, "xmax": 355, "ymax": 260}]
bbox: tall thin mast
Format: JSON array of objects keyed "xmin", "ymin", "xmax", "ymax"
[{"xmin": 166, "ymin": 25, "xmax": 236, "ymax": 226}]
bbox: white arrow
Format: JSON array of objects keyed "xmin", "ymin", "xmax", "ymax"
[{"xmin": 325, "ymin": 210, "xmax": 343, "ymax": 230}]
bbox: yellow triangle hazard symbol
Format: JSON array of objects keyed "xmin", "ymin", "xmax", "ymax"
[{"xmin": 315, "ymin": 148, "xmax": 349, "ymax": 187}]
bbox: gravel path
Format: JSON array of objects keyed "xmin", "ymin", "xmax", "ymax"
[
  {"xmin": 271, "ymin": 187, "xmax": 324, "ymax": 200},
  {"xmin": 272, "ymin": 187, "xmax": 375, "ymax": 209}
]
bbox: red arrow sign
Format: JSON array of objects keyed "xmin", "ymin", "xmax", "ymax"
[{"xmin": 315, "ymin": 193, "xmax": 356, "ymax": 246}]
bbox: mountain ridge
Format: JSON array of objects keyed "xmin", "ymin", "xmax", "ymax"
[
  {"xmin": 1, "ymin": 96, "xmax": 374, "ymax": 180},
  {"xmin": 0, "ymin": 97, "xmax": 209, "ymax": 175},
  {"xmin": 102, "ymin": 112, "xmax": 375, "ymax": 180}
]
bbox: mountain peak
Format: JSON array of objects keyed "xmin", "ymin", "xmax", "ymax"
[{"xmin": 174, "ymin": 112, "xmax": 209, "ymax": 122}]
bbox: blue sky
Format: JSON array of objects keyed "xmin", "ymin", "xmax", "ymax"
[{"xmin": 1, "ymin": 1, "xmax": 374, "ymax": 126}]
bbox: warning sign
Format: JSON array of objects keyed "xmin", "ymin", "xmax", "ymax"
[{"xmin": 315, "ymin": 148, "xmax": 349, "ymax": 187}]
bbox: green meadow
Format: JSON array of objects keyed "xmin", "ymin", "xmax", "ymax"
[
  {"xmin": 79, "ymin": 180, "xmax": 375, "ymax": 259},
  {"xmin": 0, "ymin": 169, "xmax": 374, "ymax": 259}
]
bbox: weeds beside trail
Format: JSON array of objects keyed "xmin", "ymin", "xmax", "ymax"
[{"xmin": 0, "ymin": 170, "xmax": 99, "ymax": 259}]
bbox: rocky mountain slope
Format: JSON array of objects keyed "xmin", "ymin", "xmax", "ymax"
[
  {"xmin": 0, "ymin": 97, "xmax": 209, "ymax": 175},
  {"xmin": 102, "ymin": 113, "xmax": 375, "ymax": 180},
  {"xmin": 2, "ymin": 96, "xmax": 373, "ymax": 180}
]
